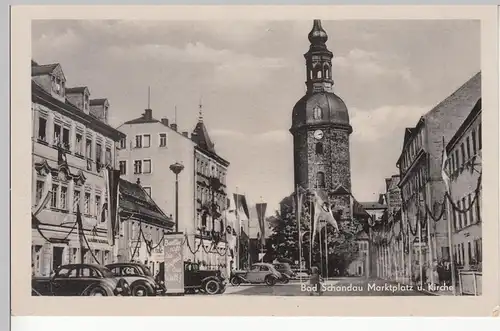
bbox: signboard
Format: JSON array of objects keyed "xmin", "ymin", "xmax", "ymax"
[{"xmin": 164, "ymin": 233, "xmax": 184, "ymax": 295}]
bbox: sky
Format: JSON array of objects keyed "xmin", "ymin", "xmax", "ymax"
[{"xmin": 32, "ymin": 19, "xmax": 480, "ymax": 212}]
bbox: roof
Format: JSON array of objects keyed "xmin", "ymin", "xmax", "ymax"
[
  {"xmin": 90, "ymin": 98, "xmax": 108, "ymax": 106},
  {"xmin": 446, "ymin": 98, "xmax": 482, "ymax": 153},
  {"xmin": 31, "ymin": 63, "xmax": 59, "ymax": 76},
  {"xmin": 291, "ymin": 92, "xmax": 352, "ymax": 133},
  {"xmin": 192, "ymin": 120, "xmax": 216, "ymax": 153},
  {"xmin": 119, "ymin": 179, "xmax": 174, "ymax": 227},
  {"xmin": 123, "ymin": 116, "xmax": 160, "ymax": 125},
  {"xmin": 66, "ymin": 86, "xmax": 88, "ymax": 94},
  {"xmin": 31, "ymin": 80, "xmax": 125, "ymax": 140}
]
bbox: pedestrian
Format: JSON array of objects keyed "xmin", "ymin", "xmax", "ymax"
[{"xmin": 309, "ymin": 266, "xmax": 323, "ymax": 296}]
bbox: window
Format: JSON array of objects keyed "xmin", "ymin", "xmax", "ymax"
[
  {"xmin": 143, "ymin": 160, "xmax": 151, "ymax": 174},
  {"xmin": 84, "ymin": 192, "xmax": 91, "ymax": 214},
  {"xmin": 317, "ymin": 172, "xmax": 325, "ymax": 188},
  {"xmin": 60, "ymin": 186, "xmax": 68, "ymax": 210},
  {"xmin": 85, "ymin": 139, "xmax": 92, "ymax": 159},
  {"xmin": 95, "ymin": 195, "xmax": 101, "ymax": 216},
  {"xmin": 454, "ymin": 150, "xmax": 460, "ymax": 172},
  {"xmin": 143, "ymin": 134, "xmax": 151, "ymax": 148},
  {"xmin": 450, "ymin": 153, "xmax": 455, "ymax": 173},
  {"xmin": 135, "ymin": 135, "xmax": 142, "ymax": 148},
  {"xmin": 81, "ymin": 267, "xmax": 98, "ymax": 278},
  {"xmin": 460, "ymin": 143, "xmax": 466, "ymax": 167},
  {"xmin": 73, "ymin": 190, "xmax": 80, "ymax": 212},
  {"xmin": 461, "ymin": 197, "xmax": 467, "ymax": 227},
  {"xmin": 478, "ymin": 123, "xmax": 482, "ymax": 150},
  {"xmin": 35, "ymin": 180, "xmax": 44, "ymax": 205},
  {"xmin": 62, "ymin": 128, "xmax": 70, "ymax": 149},
  {"xmin": 75, "ymin": 134, "xmax": 83, "ymax": 155},
  {"xmin": 105, "ymin": 147, "xmax": 111, "ymax": 165},
  {"xmin": 460, "ymin": 243, "xmax": 465, "ymax": 266},
  {"xmin": 143, "ymin": 187, "xmax": 152, "ymax": 197},
  {"xmin": 96, "ymin": 143, "xmax": 102, "ymax": 164},
  {"xmin": 119, "ymin": 161, "xmax": 127, "ymax": 175},
  {"xmin": 54, "ymin": 124, "xmax": 61, "ymax": 145},
  {"xmin": 50, "ymin": 184, "xmax": 58, "ymax": 208},
  {"xmin": 313, "ymin": 106, "xmax": 322, "ymax": 120},
  {"xmin": 134, "ymin": 160, "xmax": 142, "ymax": 174},
  {"xmin": 315, "ymin": 142, "xmax": 323, "ymax": 155},
  {"xmin": 475, "ymin": 191, "xmax": 481, "ymax": 224},
  {"xmin": 466, "ymin": 137, "xmax": 471, "ymax": 160},
  {"xmin": 467, "ymin": 241, "xmax": 472, "ymax": 265},
  {"xmin": 468, "ymin": 194, "xmax": 474, "ymax": 225},
  {"xmin": 38, "ymin": 117, "xmax": 47, "ymax": 141},
  {"xmin": 159, "ymin": 133, "xmax": 167, "ymax": 147},
  {"xmin": 120, "ymin": 137, "xmax": 127, "ymax": 149},
  {"xmin": 475, "ymin": 239, "xmax": 482, "ymax": 263}
]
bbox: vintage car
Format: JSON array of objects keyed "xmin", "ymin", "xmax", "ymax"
[
  {"xmin": 230, "ymin": 262, "xmax": 282, "ymax": 286},
  {"xmin": 106, "ymin": 263, "xmax": 166, "ymax": 296},
  {"xmin": 32, "ymin": 264, "xmax": 131, "ymax": 296},
  {"xmin": 183, "ymin": 261, "xmax": 226, "ymax": 295},
  {"xmin": 273, "ymin": 262, "xmax": 295, "ymax": 283}
]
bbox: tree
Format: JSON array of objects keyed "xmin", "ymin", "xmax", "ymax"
[{"xmin": 267, "ymin": 193, "xmax": 364, "ymax": 275}]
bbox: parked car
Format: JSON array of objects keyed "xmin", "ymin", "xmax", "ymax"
[
  {"xmin": 292, "ymin": 269, "xmax": 310, "ymax": 279},
  {"xmin": 32, "ymin": 264, "xmax": 130, "ymax": 296},
  {"xmin": 183, "ymin": 261, "xmax": 226, "ymax": 295},
  {"xmin": 230, "ymin": 262, "xmax": 281, "ymax": 286},
  {"xmin": 106, "ymin": 262, "xmax": 166, "ymax": 296},
  {"xmin": 273, "ymin": 262, "xmax": 296, "ymax": 280}
]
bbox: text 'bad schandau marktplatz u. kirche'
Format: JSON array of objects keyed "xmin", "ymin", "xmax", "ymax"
[{"xmin": 30, "ymin": 19, "xmax": 481, "ymax": 296}]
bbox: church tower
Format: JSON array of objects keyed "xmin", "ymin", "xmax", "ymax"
[{"xmin": 290, "ymin": 20, "xmax": 353, "ymax": 216}]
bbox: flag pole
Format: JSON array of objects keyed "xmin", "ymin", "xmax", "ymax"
[
  {"xmin": 309, "ymin": 197, "xmax": 313, "ymax": 270},
  {"xmin": 296, "ymin": 185, "xmax": 303, "ymax": 278},
  {"xmin": 319, "ymin": 220, "xmax": 323, "ymax": 276},
  {"xmin": 324, "ymin": 225, "xmax": 328, "ymax": 280}
]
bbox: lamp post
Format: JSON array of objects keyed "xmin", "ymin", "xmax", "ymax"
[{"xmin": 169, "ymin": 162, "xmax": 184, "ymax": 233}]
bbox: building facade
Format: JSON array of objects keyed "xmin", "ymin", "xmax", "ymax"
[
  {"xmin": 396, "ymin": 72, "xmax": 481, "ymax": 284},
  {"xmin": 31, "ymin": 60, "xmax": 125, "ymax": 276},
  {"xmin": 445, "ymin": 99, "xmax": 482, "ymax": 272},
  {"xmin": 116, "ymin": 178, "xmax": 174, "ymax": 276},
  {"xmin": 290, "ymin": 19, "xmax": 353, "ymax": 217},
  {"xmin": 117, "ymin": 107, "xmax": 230, "ymax": 271},
  {"xmin": 359, "ymin": 201, "xmax": 387, "ymax": 279}
]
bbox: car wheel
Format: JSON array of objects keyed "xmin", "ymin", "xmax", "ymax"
[
  {"xmin": 132, "ymin": 284, "xmax": 149, "ymax": 297},
  {"xmin": 230, "ymin": 277, "xmax": 241, "ymax": 286},
  {"xmin": 204, "ymin": 279, "xmax": 221, "ymax": 295},
  {"xmin": 89, "ymin": 287, "xmax": 108, "ymax": 296},
  {"xmin": 265, "ymin": 276, "xmax": 276, "ymax": 286}
]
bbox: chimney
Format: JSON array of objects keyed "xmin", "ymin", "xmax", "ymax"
[
  {"xmin": 170, "ymin": 123, "xmax": 178, "ymax": 131},
  {"xmin": 144, "ymin": 109, "xmax": 153, "ymax": 120},
  {"xmin": 161, "ymin": 118, "xmax": 169, "ymax": 126},
  {"xmin": 182, "ymin": 131, "xmax": 189, "ymax": 138}
]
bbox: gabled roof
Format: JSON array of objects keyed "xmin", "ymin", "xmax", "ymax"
[
  {"xmin": 123, "ymin": 116, "xmax": 160, "ymax": 125},
  {"xmin": 192, "ymin": 120, "xmax": 216, "ymax": 154},
  {"xmin": 119, "ymin": 179, "xmax": 173, "ymax": 226},
  {"xmin": 331, "ymin": 184, "xmax": 350, "ymax": 195},
  {"xmin": 31, "ymin": 63, "xmax": 59, "ymax": 77}
]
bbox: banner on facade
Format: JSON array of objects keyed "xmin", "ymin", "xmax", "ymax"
[
  {"xmin": 164, "ymin": 233, "xmax": 184, "ymax": 295},
  {"xmin": 255, "ymin": 202, "xmax": 267, "ymax": 246}
]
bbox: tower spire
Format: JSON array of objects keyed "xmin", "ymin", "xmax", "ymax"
[
  {"xmin": 147, "ymin": 86, "xmax": 151, "ymax": 109},
  {"xmin": 304, "ymin": 19, "xmax": 334, "ymax": 93},
  {"xmin": 198, "ymin": 97, "xmax": 203, "ymax": 123}
]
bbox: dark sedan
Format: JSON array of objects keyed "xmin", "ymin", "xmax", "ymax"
[
  {"xmin": 106, "ymin": 262, "xmax": 166, "ymax": 296},
  {"xmin": 32, "ymin": 264, "xmax": 131, "ymax": 296}
]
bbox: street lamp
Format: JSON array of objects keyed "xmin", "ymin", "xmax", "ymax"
[{"xmin": 170, "ymin": 162, "xmax": 184, "ymax": 233}]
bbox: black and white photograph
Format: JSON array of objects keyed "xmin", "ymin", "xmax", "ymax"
[{"xmin": 27, "ymin": 16, "xmax": 486, "ymax": 299}]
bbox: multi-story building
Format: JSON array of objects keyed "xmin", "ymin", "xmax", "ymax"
[
  {"xmin": 445, "ymin": 98, "xmax": 482, "ymax": 272},
  {"xmin": 396, "ymin": 72, "xmax": 481, "ymax": 284},
  {"xmin": 359, "ymin": 200, "xmax": 387, "ymax": 278},
  {"xmin": 117, "ymin": 106, "xmax": 230, "ymax": 270},
  {"xmin": 31, "ymin": 60, "xmax": 125, "ymax": 276}
]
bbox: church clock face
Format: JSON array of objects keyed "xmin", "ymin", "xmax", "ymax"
[{"xmin": 313, "ymin": 130, "xmax": 324, "ymax": 140}]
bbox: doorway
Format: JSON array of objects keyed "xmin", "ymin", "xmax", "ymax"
[{"xmin": 52, "ymin": 246, "xmax": 64, "ymax": 272}]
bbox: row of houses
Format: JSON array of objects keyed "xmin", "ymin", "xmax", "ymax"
[
  {"xmin": 365, "ymin": 72, "xmax": 482, "ymax": 293},
  {"xmin": 31, "ymin": 59, "xmax": 253, "ymax": 277}
]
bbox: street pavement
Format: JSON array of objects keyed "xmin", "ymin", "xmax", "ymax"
[{"xmin": 224, "ymin": 277, "xmax": 429, "ymax": 296}]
